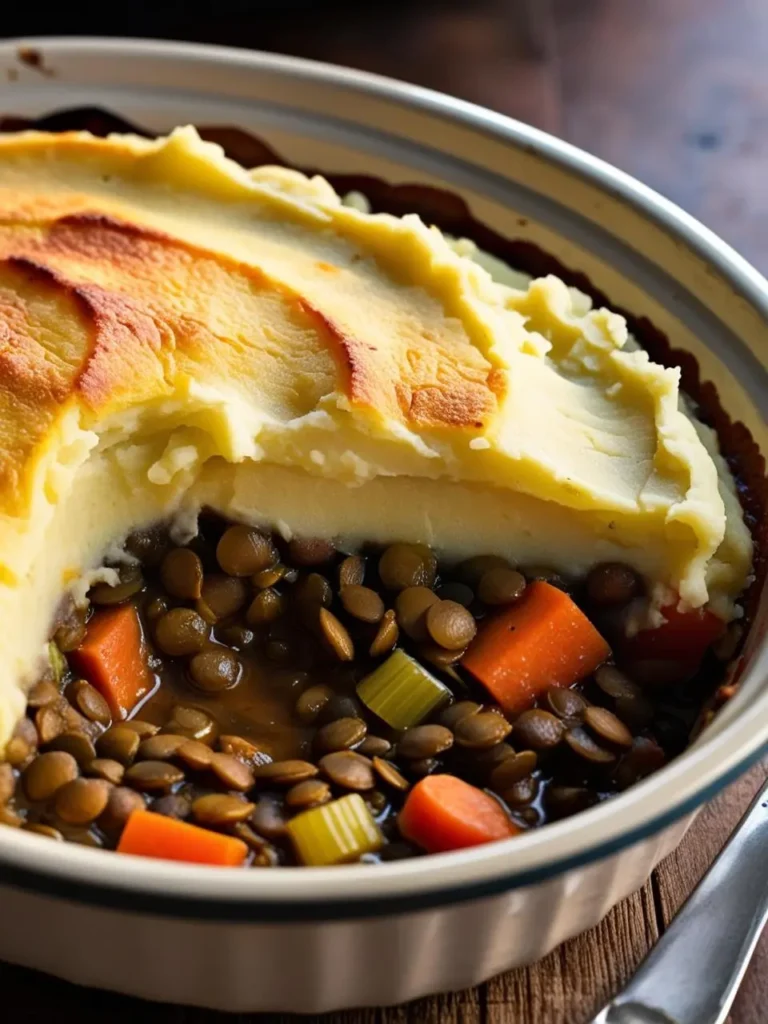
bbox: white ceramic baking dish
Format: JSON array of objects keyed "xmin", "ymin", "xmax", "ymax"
[{"xmin": 0, "ymin": 36, "xmax": 765, "ymax": 1013}]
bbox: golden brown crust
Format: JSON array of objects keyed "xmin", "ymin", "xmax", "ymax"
[{"xmin": 0, "ymin": 190, "xmax": 504, "ymax": 516}]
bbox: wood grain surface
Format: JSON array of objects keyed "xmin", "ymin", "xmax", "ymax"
[{"xmin": 1, "ymin": 0, "xmax": 767, "ymax": 1020}]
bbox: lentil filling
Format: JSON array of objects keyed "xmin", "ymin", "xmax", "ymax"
[{"xmin": 0, "ymin": 517, "xmax": 741, "ymax": 866}]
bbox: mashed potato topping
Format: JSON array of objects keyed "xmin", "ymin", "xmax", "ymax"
[{"xmin": 0, "ymin": 127, "xmax": 752, "ymax": 745}]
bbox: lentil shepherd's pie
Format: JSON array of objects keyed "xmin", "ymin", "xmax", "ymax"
[{"xmin": 0, "ymin": 126, "xmax": 756, "ymax": 866}]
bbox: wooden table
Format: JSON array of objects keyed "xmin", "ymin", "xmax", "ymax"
[{"xmin": 1, "ymin": 0, "xmax": 767, "ymax": 1019}]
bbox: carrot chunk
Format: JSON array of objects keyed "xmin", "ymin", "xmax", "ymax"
[
  {"xmin": 619, "ymin": 602, "xmax": 725, "ymax": 675},
  {"xmin": 69, "ymin": 604, "xmax": 153, "ymax": 720},
  {"xmin": 462, "ymin": 581, "xmax": 610, "ymax": 714},
  {"xmin": 398, "ymin": 775, "xmax": 519, "ymax": 853},
  {"xmin": 117, "ymin": 809, "xmax": 248, "ymax": 867}
]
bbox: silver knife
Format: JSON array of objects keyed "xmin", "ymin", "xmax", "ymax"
[{"xmin": 589, "ymin": 775, "xmax": 768, "ymax": 1024}]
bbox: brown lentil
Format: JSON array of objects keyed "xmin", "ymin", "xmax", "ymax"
[
  {"xmin": 218, "ymin": 735, "xmax": 270, "ymax": 766},
  {"xmin": 295, "ymin": 684, "xmax": 334, "ymax": 725},
  {"xmin": 454, "ymin": 711, "xmax": 511, "ymax": 749},
  {"xmin": 253, "ymin": 759, "xmax": 318, "ymax": 785},
  {"xmin": 217, "ymin": 525, "xmax": 276, "ymax": 577},
  {"xmin": 615, "ymin": 693, "xmax": 655, "ymax": 731},
  {"xmin": 489, "ymin": 750, "xmax": 537, "ymax": 792},
  {"xmin": 369, "ymin": 609, "xmax": 399, "ymax": 657},
  {"xmin": 319, "ymin": 750, "xmax": 375, "ymax": 791},
  {"xmin": 23, "ymin": 751, "xmax": 79, "ymax": 802},
  {"xmin": 100, "ymin": 786, "xmax": 146, "ymax": 831},
  {"xmin": 584, "ymin": 706, "xmax": 634, "ymax": 748},
  {"xmin": 84, "ymin": 758, "xmax": 125, "ymax": 785},
  {"xmin": 96, "ymin": 726, "xmax": 140, "ymax": 765},
  {"xmin": 338, "ymin": 554, "xmax": 365, "ymax": 588},
  {"xmin": 315, "ymin": 717, "xmax": 367, "ymax": 755},
  {"xmin": 395, "ymin": 586, "xmax": 439, "ymax": 641},
  {"xmin": 137, "ymin": 734, "xmax": 188, "ymax": 761},
  {"xmin": 27, "ymin": 680, "xmax": 60, "ymax": 708},
  {"xmin": 53, "ymin": 608, "xmax": 88, "ymax": 652},
  {"xmin": 177, "ymin": 739, "xmax": 216, "ymax": 771},
  {"xmin": 426, "ymin": 599, "xmax": 477, "ymax": 650},
  {"xmin": 546, "ymin": 786, "xmax": 596, "ymax": 819},
  {"xmin": 397, "ymin": 724, "xmax": 454, "ymax": 760},
  {"xmin": 265, "ymin": 640, "xmax": 292, "ymax": 663},
  {"xmin": 164, "ymin": 706, "xmax": 215, "ymax": 741},
  {"xmin": 197, "ymin": 574, "xmax": 249, "ymax": 622},
  {"xmin": 614, "ymin": 737, "xmax": 666, "ymax": 789},
  {"xmin": 151, "ymin": 793, "xmax": 192, "ymax": 819},
  {"xmin": 478, "ymin": 567, "xmax": 526, "ymax": 606},
  {"xmin": 287, "ymin": 537, "xmax": 336, "ymax": 566},
  {"xmin": 146, "ymin": 596, "xmax": 170, "ymax": 622},
  {"xmin": 54, "ymin": 778, "xmax": 111, "ymax": 825},
  {"xmin": 68, "ymin": 680, "xmax": 111, "ymax": 726},
  {"xmin": 436, "ymin": 581, "xmax": 475, "ymax": 607},
  {"xmin": 439, "ymin": 700, "xmax": 482, "ymax": 730},
  {"xmin": 252, "ymin": 564, "xmax": 289, "ymax": 589},
  {"xmin": 372, "ymin": 757, "xmax": 409, "ymax": 791},
  {"xmin": 340, "ymin": 585, "xmax": 385, "ymax": 624},
  {"xmin": 120, "ymin": 720, "xmax": 160, "ymax": 738},
  {"xmin": 48, "ymin": 731, "xmax": 97, "ymax": 766},
  {"xmin": 319, "ymin": 693, "xmax": 365, "ymax": 724},
  {"xmin": 250, "ymin": 796, "xmax": 289, "ymax": 840},
  {"xmin": 34, "ymin": 704, "xmax": 68, "ymax": 746},
  {"xmin": 500, "ymin": 775, "xmax": 539, "ymax": 807},
  {"xmin": 546, "ymin": 687, "xmax": 587, "ymax": 721},
  {"xmin": 586, "ymin": 562, "xmax": 640, "ymax": 607},
  {"xmin": 154, "ymin": 608, "xmax": 209, "ymax": 657},
  {"xmin": 10, "ymin": 717, "xmax": 38, "ymax": 751},
  {"xmin": 192, "ymin": 793, "xmax": 255, "ymax": 826},
  {"xmin": 89, "ymin": 566, "xmax": 144, "ymax": 605},
  {"xmin": 293, "ymin": 573, "xmax": 333, "ymax": 619},
  {"xmin": 125, "ymin": 760, "xmax": 185, "ymax": 792},
  {"xmin": 513, "ymin": 709, "xmax": 565, "ymax": 751},
  {"xmin": 379, "ymin": 543, "xmax": 434, "ymax": 591},
  {"xmin": 457, "ymin": 554, "xmax": 510, "ymax": 585},
  {"xmin": 189, "ymin": 649, "xmax": 240, "ymax": 693},
  {"xmin": 246, "ymin": 589, "xmax": 286, "ymax": 627},
  {"xmin": 471, "ymin": 741, "xmax": 517, "ymax": 774},
  {"xmin": 160, "ymin": 548, "xmax": 204, "ymax": 600},
  {"xmin": 357, "ymin": 735, "xmax": 392, "ymax": 758},
  {"xmin": 0, "ymin": 763, "xmax": 14, "ymax": 803},
  {"xmin": 285, "ymin": 778, "xmax": 332, "ymax": 810},
  {"xmin": 565, "ymin": 726, "xmax": 617, "ymax": 764},
  {"xmin": 408, "ymin": 757, "xmax": 440, "ymax": 778},
  {"xmin": 420, "ymin": 643, "xmax": 466, "ymax": 669},
  {"xmin": 366, "ymin": 789, "xmax": 388, "ymax": 814},
  {"xmin": 210, "ymin": 753, "xmax": 255, "ymax": 791},
  {"xmin": 125, "ymin": 527, "xmax": 168, "ymax": 566},
  {"xmin": 318, "ymin": 608, "xmax": 355, "ymax": 661},
  {"xmin": 594, "ymin": 664, "xmax": 643, "ymax": 700}
]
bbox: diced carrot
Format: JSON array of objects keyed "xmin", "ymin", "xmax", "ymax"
[
  {"xmin": 398, "ymin": 775, "xmax": 519, "ymax": 854},
  {"xmin": 462, "ymin": 581, "xmax": 610, "ymax": 715},
  {"xmin": 117, "ymin": 809, "xmax": 248, "ymax": 867},
  {"xmin": 619, "ymin": 602, "xmax": 725, "ymax": 675},
  {"xmin": 69, "ymin": 604, "xmax": 153, "ymax": 720}
]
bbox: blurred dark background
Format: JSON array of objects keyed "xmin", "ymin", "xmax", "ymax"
[{"xmin": 3, "ymin": 0, "xmax": 768, "ymax": 271}]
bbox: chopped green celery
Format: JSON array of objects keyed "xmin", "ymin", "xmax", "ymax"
[
  {"xmin": 47, "ymin": 642, "xmax": 67, "ymax": 684},
  {"xmin": 356, "ymin": 649, "xmax": 450, "ymax": 730},
  {"xmin": 287, "ymin": 793, "xmax": 383, "ymax": 866}
]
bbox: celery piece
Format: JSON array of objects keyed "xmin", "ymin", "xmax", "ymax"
[
  {"xmin": 48, "ymin": 642, "xmax": 67, "ymax": 684},
  {"xmin": 356, "ymin": 649, "xmax": 450, "ymax": 730},
  {"xmin": 287, "ymin": 793, "xmax": 383, "ymax": 866}
]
